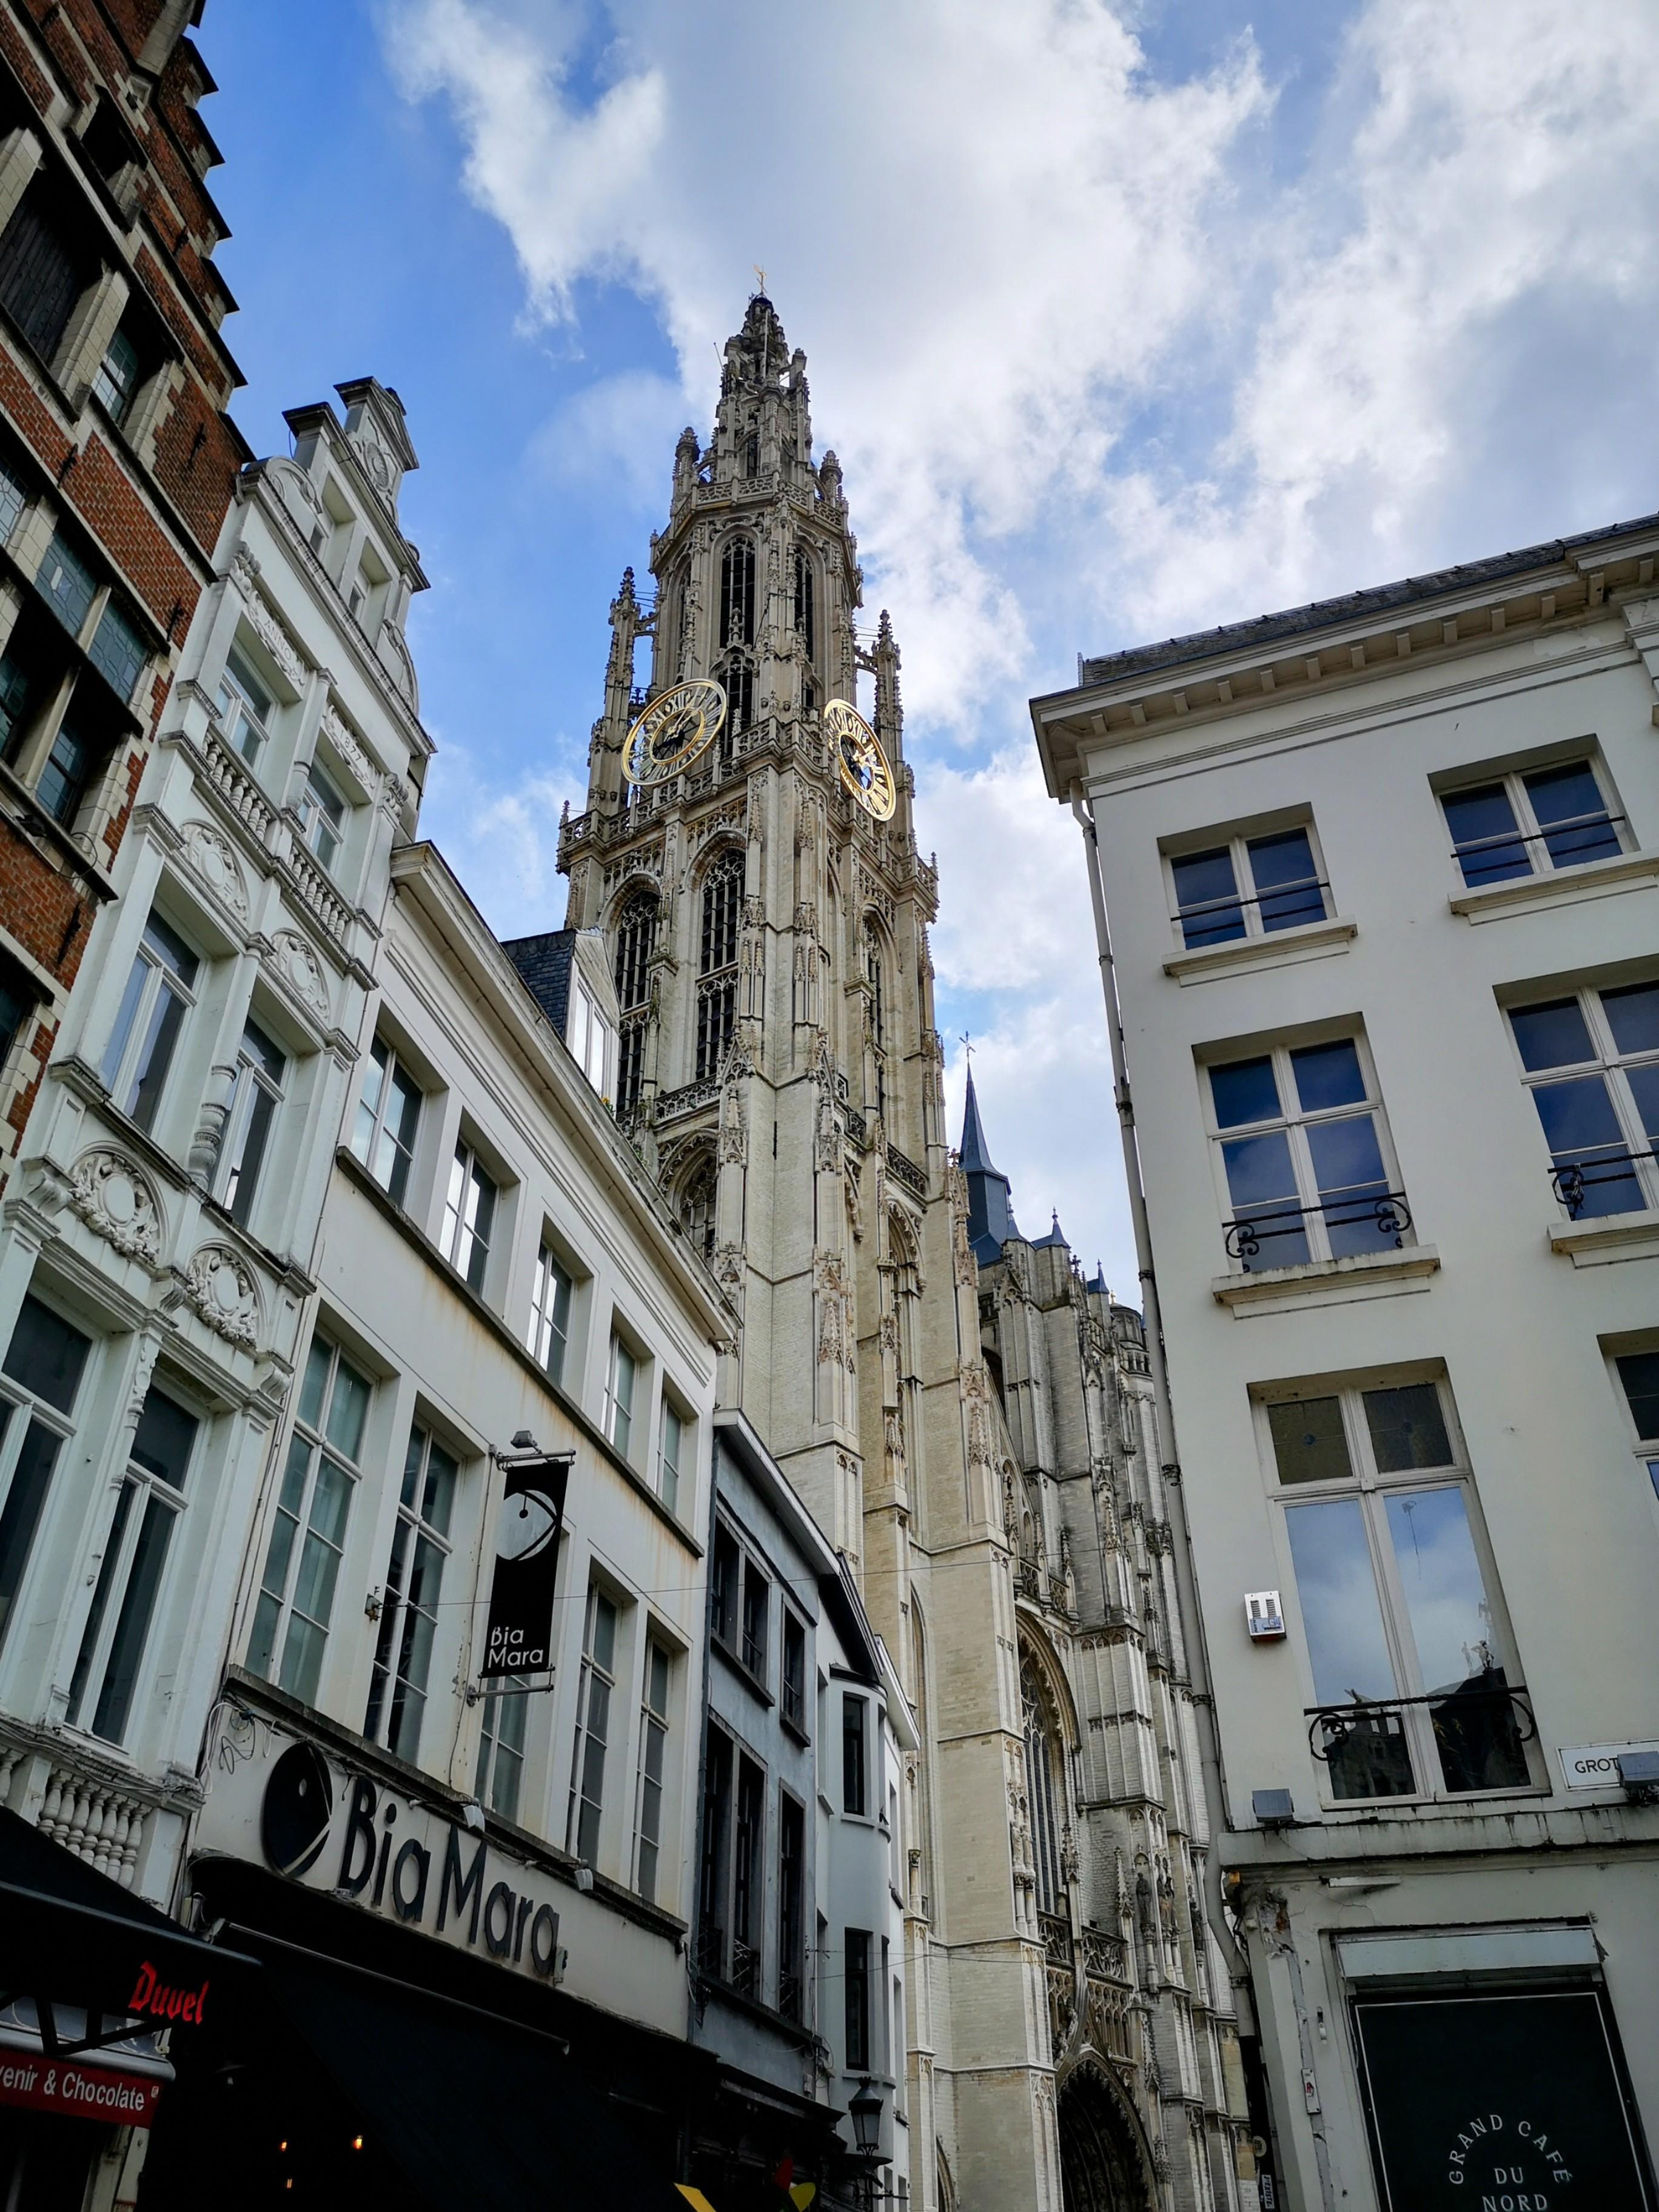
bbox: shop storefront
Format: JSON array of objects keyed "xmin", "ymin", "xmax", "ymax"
[
  {"xmin": 137, "ymin": 1689, "xmax": 712, "ymax": 2211},
  {"xmin": 1342, "ymin": 1929, "xmax": 1655, "ymax": 2212},
  {"xmin": 0, "ymin": 1806, "xmax": 255, "ymax": 2212}
]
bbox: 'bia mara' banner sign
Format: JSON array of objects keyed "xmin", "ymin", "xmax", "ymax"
[{"xmin": 196, "ymin": 1718, "xmax": 565, "ymax": 1985}]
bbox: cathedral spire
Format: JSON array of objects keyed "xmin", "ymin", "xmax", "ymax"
[{"xmin": 960, "ymin": 1065, "xmax": 1019, "ymax": 1261}]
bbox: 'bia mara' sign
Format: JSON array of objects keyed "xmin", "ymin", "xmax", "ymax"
[{"xmin": 198, "ymin": 1721, "xmax": 565, "ymax": 1984}]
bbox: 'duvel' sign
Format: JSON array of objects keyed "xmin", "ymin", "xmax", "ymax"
[{"xmin": 199, "ymin": 1724, "xmax": 564, "ymax": 1984}]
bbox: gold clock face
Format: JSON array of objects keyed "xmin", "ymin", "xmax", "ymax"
[
  {"xmin": 622, "ymin": 679, "xmax": 728, "ymax": 786},
  {"xmin": 825, "ymin": 699, "xmax": 896, "ymax": 820}
]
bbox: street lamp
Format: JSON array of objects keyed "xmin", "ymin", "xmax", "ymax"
[{"xmin": 848, "ymin": 2079, "xmax": 886, "ymax": 2210}]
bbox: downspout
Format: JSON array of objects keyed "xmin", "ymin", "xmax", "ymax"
[{"xmin": 1068, "ymin": 782, "xmax": 1253, "ymax": 2027}]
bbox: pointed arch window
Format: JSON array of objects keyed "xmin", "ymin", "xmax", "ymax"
[
  {"xmin": 614, "ymin": 893, "xmax": 657, "ymax": 1012},
  {"xmin": 679, "ymin": 1153, "xmax": 718, "ymax": 1264},
  {"xmin": 696, "ymin": 851, "xmax": 744, "ymax": 1081},
  {"xmin": 865, "ymin": 922, "xmax": 886, "ymax": 1050},
  {"xmin": 719, "ymin": 539, "xmax": 756, "ymax": 649},
  {"xmin": 744, "ymin": 431, "xmax": 759, "ymax": 481},
  {"xmin": 1021, "ymin": 1649, "xmax": 1066, "ymax": 1919},
  {"xmin": 794, "ymin": 549, "xmax": 816, "ymax": 662}
]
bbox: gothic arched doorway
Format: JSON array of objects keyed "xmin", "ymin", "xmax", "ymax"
[{"xmin": 1057, "ymin": 2062, "xmax": 1155, "ymax": 2212}]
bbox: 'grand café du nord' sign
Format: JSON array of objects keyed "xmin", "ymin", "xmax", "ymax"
[{"xmin": 196, "ymin": 1717, "xmax": 566, "ymax": 1984}]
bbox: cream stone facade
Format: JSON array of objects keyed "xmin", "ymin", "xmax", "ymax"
[
  {"xmin": 558, "ymin": 294, "xmax": 1244, "ymax": 2211},
  {"xmin": 1033, "ymin": 512, "xmax": 1659, "ymax": 2211}
]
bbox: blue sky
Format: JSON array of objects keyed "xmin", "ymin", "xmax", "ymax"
[{"xmin": 198, "ymin": 0, "xmax": 1659, "ymax": 1292}]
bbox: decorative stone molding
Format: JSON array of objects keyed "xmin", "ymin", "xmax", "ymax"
[
  {"xmin": 232, "ymin": 551, "xmax": 306, "ymax": 691},
  {"xmin": 182, "ymin": 1244, "xmax": 261, "ymax": 1347},
  {"xmin": 268, "ymin": 929, "xmax": 332, "ymax": 1021},
  {"xmin": 320, "ymin": 700, "xmax": 377, "ymax": 794},
  {"xmin": 180, "ymin": 820, "xmax": 250, "ymax": 923},
  {"xmin": 69, "ymin": 1149, "xmax": 163, "ymax": 1265}
]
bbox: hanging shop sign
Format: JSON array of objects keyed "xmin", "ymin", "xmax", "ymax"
[
  {"xmin": 196, "ymin": 1720, "xmax": 566, "ymax": 1986},
  {"xmin": 480, "ymin": 1452, "xmax": 572, "ymax": 1678},
  {"xmin": 1354, "ymin": 1988, "xmax": 1655, "ymax": 2210},
  {"xmin": 0, "ymin": 2053, "xmax": 164, "ymax": 2128}
]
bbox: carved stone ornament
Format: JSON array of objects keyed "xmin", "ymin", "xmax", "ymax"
[
  {"xmin": 70, "ymin": 1150, "xmax": 163, "ymax": 1265},
  {"xmin": 181, "ymin": 820, "xmax": 249, "ymax": 923},
  {"xmin": 320, "ymin": 702, "xmax": 377, "ymax": 795},
  {"xmin": 232, "ymin": 555, "xmax": 306, "ymax": 691},
  {"xmin": 183, "ymin": 1244, "xmax": 261, "ymax": 1347},
  {"xmin": 269, "ymin": 930, "xmax": 331, "ymax": 1021}
]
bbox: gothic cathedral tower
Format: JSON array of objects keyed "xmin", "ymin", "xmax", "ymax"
[{"xmin": 559, "ymin": 297, "xmax": 1068, "ymax": 2211}]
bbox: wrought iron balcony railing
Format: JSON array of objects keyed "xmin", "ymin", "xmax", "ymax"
[
  {"xmin": 1306, "ymin": 1681, "xmax": 1535, "ymax": 1800},
  {"xmin": 1549, "ymin": 1148, "xmax": 1658, "ymax": 1219},
  {"xmin": 1225, "ymin": 1190, "xmax": 1412, "ymax": 1270}
]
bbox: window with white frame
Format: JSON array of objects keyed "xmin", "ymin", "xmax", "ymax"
[
  {"xmin": 1507, "ymin": 982, "xmax": 1659, "ymax": 1220},
  {"xmin": 1206, "ymin": 1034, "xmax": 1408, "ymax": 1272},
  {"xmin": 1441, "ymin": 756, "xmax": 1623, "ymax": 890},
  {"xmin": 603, "ymin": 1330, "xmax": 636, "ymax": 1460},
  {"xmin": 633, "ymin": 1636, "xmax": 672, "ymax": 1903},
  {"xmin": 218, "ymin": 1015, "xmax": 286, "ymax": 1230},
  {"xmin": 1612, "ymin": 1349, "xmax": 1659, "ymax": 1502},
  {"xmin": 66, "ymin": 1376, "xmax": 196, "ymax": 1744},
  {"xmin": 0, "ymin": 1295, "xmax": 92, "ymax": 1659},
  {"xmin": 102, "ymin": 910, "xmax": 199, "ymax": 1138},
  {"xmin": 350, "ymin": 1034, "xmax": 421, "ymax": 1208},
  {"xmin": 657, "ymin": 1399, "xmax": 685, "ymax": 1515},
  {"xmin": 528, "ymin": 1242, "xmax": 574, "ymax": 1387},
  {"xmin": 298, "ymin": 757, "xmax": 347, "ymax": 874},
  {"xmin": 215, "ymin": 643, "xmax": 275, "ymax": 768},
  {"xmin": 475, "ymin": 1684, "xmax": 529, "ymax": 1823},
  {"xmin": 1167, "ymin": 821, "xmax": 1330, "ymax": 949},
  {"xmin": 1262, "ymin": 1374, "xmax": 1532, "ymax": 1803},
  {"xmin": 441, "ymin": 1140, "xmax": 497, "ymax": 1294},
  {"xmin": 568, "ymin": 977, "xmax": 612, "ymax": 1099},
  {"xmin": 248, "ymin": 1334, "xmax": 371, "ymax": 1705},
  {"xmin": 364, "ymin": 1421, "xmax": 458, "ymax": 1765},
  {"xmin": 566, "ymin": 1581, "xmax": 618, "ymax": 1864}
]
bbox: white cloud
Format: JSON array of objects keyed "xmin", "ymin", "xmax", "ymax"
[
  {"xmin": 384, "ymin": 0, "xmax": 1659, "ymax": 1282},
  {"xmin": 529, "ymin": 368, "xmax": 689, "ymax": 508},
  {"xmin": 421, "ymin": 740, "xmax": 580, "ymax": 933}
]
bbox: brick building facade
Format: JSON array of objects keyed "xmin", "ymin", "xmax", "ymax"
[{"xmin": 0, "ymin": 0, "xmax": 243, "ymax": 1187}]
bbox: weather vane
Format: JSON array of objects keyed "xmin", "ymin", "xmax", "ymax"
[
  {"xmin": 754, "ymin": 263, "xmax": 766, "ymax": 294},
  {"xmin": 960, "ymin": 1031, "xmax": 973, "ymax": 1067}
]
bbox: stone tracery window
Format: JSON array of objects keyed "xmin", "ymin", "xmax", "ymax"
[
  {"xmin": 679, "ymin": 1152, "xmax": 718, "ymax": 1264},
  {"xmin": 794, "ymin": 548, "xmax": 817, "ymax": 711},
  {"xmin": 613, "ymin": 891, "xmax": 657, "ymax": 1117},
  {"xmin": 695, "ymin": 851, "xmax": 744, "ymax": 1081},
  {"xmin": 1021, "ymin": 1648, "xmax": 1066, "ymax": 1919},
  {"xmin": 719, "ymin": 537, "xmax": 757, "ymax": 741}
]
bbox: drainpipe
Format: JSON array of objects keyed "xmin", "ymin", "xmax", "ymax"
[{"xmin": 1068, "ymin": 783, "xmax": 1253, "ymax": 2028}]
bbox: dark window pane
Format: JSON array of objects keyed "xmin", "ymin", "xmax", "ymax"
[
  {"xmin": 67, "ymin": 1476, "xmax": 135, "ymax": 1727},
  {"xmin": 1524, "ymin": 762, "xmax": 1619, "ymax": 870},
  {"xmin": 0, "ymin": 190, "xmax": 89, "ymax": 360},
  {"xmin": 1221, "ymin": 1130, "xmax": 1309, "ymax": 1265},
  {"xmin": 1267, "ymin": 1398, "xmax": 1352, "ymax": 1485},
  {"xmin": 1616, "ymin": 1352, "xmax": 1659, "ymax": 1443},
  {"xmin": 36, "ymin": 715, "xmax": 93, "ymax": 824},
  {"xmin": 1444, "ymin": 782, "xmax": 1530, "ymax": 886},
  {"xmin": 144, "ymin": 913, "xmax": 198, "ymax": 985},
  {"xmin": 4, "ymin": 1296, "xmax": 92, "ymax": 1413},
  {"xmin": 92, "ymin": 1493, "xmax": 176, "ymax": 1743},
  {"xmin": 130, "ymin": 1385, "xmax": 197, "ymax": 1489},
  {"xmin": 1292, "ymin": 1039, "xmax": 1367, "ymax": 1112},
  {"xmin": 1249, "ymin": 828, "xmax": 1326, "ymax": 931},
  {"xmin": 1170, "ymin": 848, "xmax": 1244, "ymax": 947},
  {"xmin": 90, "ymin": 599, "xmax": 146, "ymax": 700},
  {"xmin": 1602, "ymin": 984, "xmax": 1659, "ymax": 1061},
  {"xmin": 227, "ymin": 1080, "xmax": 276, "ymax": 1226},
  {"xmin": 0, "ymin": 1418, "xmax": 62, "ymax": 1650},
  {"xmin": 126, "ymin": 980, "xmax": 187, "ymax": 1132},
  {"xmin": 1625, "ymin": 1064, "xmax": 1659, "ymax": 1148},
  {"xmin": 1509, "ymin": 998, "xmax": 1595, "ymax": 1072},
  {"xmin": 1529, "ymin": 1076, "xmax": 1625, "ymax": 1153},
  {"xmin": 1305, "ymin": 1113, "xmax": 1386, "ymax": 1198},
  {"xmin": 40, "ymin": 532, "xmax": 97, "ymax": 637},
  {"xmin": 1210, "ymin": 1056, "xmax": 1281, "ymax": 1129},
  {"xmin": 1363, "ymin": 1384, "xmax": 1452, "ymax": 1472},
  {"xmin": 0, "ymin": 965, "xmax": 29, "ymax": 1065},
  {"xmin": 843, "ymin": 1695, "xmax": 866, "ymax": 1815}
]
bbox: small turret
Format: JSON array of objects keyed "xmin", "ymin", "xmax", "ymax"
[{"xmin": 960, "ymin": 1065, "xmax": 1020, "ymax": 1262}]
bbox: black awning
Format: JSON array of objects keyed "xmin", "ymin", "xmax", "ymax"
[
  {"xmin": 0, "ymin": 1806, "xmax": 258, "ymax": 2032},
  {"xmin": 247, "ymin": 1932, "xmax": 678, "ymax": 2211}
]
